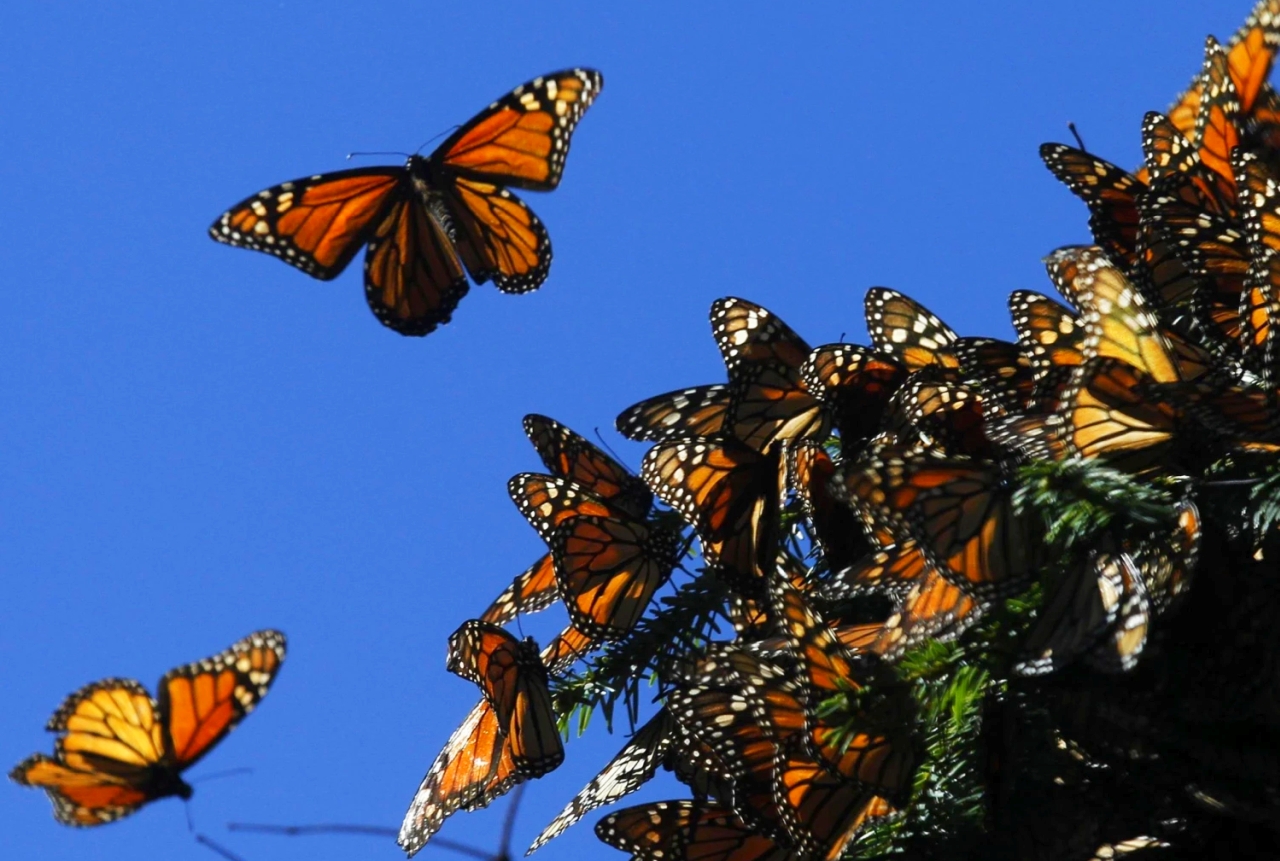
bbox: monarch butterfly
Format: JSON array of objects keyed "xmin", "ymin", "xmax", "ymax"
[
  {"xmin": 615, "ymin": 384, "xmax": 732, "ymax": 442},
  {"xmin": 841, "ymin": 441, "xmax": 1042, "ymax": 598},
  {"xmin": 596, "ymin": 800, "xmax": 795, "ymax": 861},
  {"xmin": 400, "ymin": 626, "xmax": 575, "ymax": 857},
  {"xmin": 1060, "ymin": 357, "xmax": 1184, "ymax": 474},
  {"xmin": 549, "ymin": 512, "xmax": 678, "ymax": 640},
  {"xmin": 1040, "ymin": 144, "xmax": 1144, "ymax": 269},
  {"xmin": 1045, "ymin": 245, "xmax": 1213, "ymax": 384},
  {"xmin": 11, "ymin": 630, "xmax": 285, "ymax": 827},
  {"xmin": 1163, "ymin": 0, "xmax": 1280, "ymax": 141},
  {"xmin": 1139, "ymin": 501, "xmax": 1202, "ymax": 613},
  {"xmin": 799, "ymin": 343, "xmax": 909, "ymax": 446},
  {"xmin": 524, "ymin": 414, "xmax": 653, "ymax": 519},
  {"xmin": 865, "ymin": 289, "xmax": 960, "ymax": 372},
  {"xmin": 481, "ymin": 415, "xmax": 650, "ymax": 626},
  {"xmin": 711, "ymin": 298, "xmax": 827, "ymax": 453},
  {"xmin": 528, "ymin": 709, "xmax": 675, "ymax": 853},
  {"xmin": 1008, "ymin": 290, "xmax": 1086, "ymax": 381},
  {"xmin": 771, "ymin": 738, "xmax": 896, "ymax": 861},
  {"xmin": 210, "ymin": 69, "xmax": 603, "ymax": 336},
  {"xmin": 953, "ymin": 337, "xmax": 1038, "ymax": 416},
  {"xmin": 1140, "ymin": 112, "xmax": 1235, "ymax": 219},
  {"xmin": 642, "ymin": 438, "xmax": 786, "ymax": 592},
  {"xmin": 1191, "ymin": 37, "xmax": 1245, "ymax": 197},
  {"xmin": 1236, "ymin": 149, "xmax": 1280, "ymax": 383},
  {"xmin": 446, "ymin": 621, "xmax": 564, "ymax": 778},
  {"xmin": 1015, "ymin": 551, "xmax": 1148, "ymax": 676},
  {"xmin": 788, "ymin": 441, "xmax": 869, "ymax": 573},
  {"xmin": 829, "ymin": 540, "xmax": 984, "ymax": 660},
  {"xmin": 885, "ymin": 375, "xmax": 996, "ymax": 460}
]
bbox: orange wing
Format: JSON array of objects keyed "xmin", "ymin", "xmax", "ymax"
[
  {"xmin": 615, "ymin": 384, "xmax": 732, "ymax": 442},
  {"xmin": 641, "ymin": 438, "xmax": 784, "ymax": 592},
  {"xmin": 865, "ymin": 288, "xmax": 960, "ymax": 372},
  {"xmin": 1040, "ymin": 144, "xmax": 1144, "ymax": 268},
  {"xmin": 769, "ymin": 577, "xmax": 862, "ymax": 696},
  {"xmin": 209, "ymin": 168, "xmax": 405, "ymax": 279},
  {"xmin": 509, "ymin": 473, "xmax": 620, "ymax": 541},
  {"xmin": 446, "ymin": 178, "xmax": 551, "ymax": 294},
  {"xmin": 523, "ymin": 414, "xmax": 653, "ymax": 518},
  {"xmin": 159, "ymin": 629, "xmax": 286, "ymax": 769},
  {"xmin": 10, "ymin": 680, "xmax": 167, "ymax": 826},
  {"xmin": 435, "ymin": 69, "xmax": 604, "ymax": 192},
  {"xmin": 480, "ymin": 553, "xmax": 559, "ymax": 625},
  {"xmin": 1009, "ymin": 290, "xmax": 1086, "ymax": 380},
  {"xmin": 445, "ymin": 621, "xmax": 565, "ymax": 778},
  {"xmin": 789, "ymin": 440, "xmax": 869, "ymax": 572},
  {"xmin": 800, "ymin": 343, "xmax": 909, "ymax": 445},
  {"xmin": 550, "ymin": 514, "xmax": 677, "ymax": 640},
  {"xmin": 362, "ymin": 193, "xmax": 470, "ymax": 335}
]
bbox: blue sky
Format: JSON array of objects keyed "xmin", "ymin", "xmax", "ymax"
[{"xmin": 0, "ymin": 2, "xmax": 1253, "ymax": 859}]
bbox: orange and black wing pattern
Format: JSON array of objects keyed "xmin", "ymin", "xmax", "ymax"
[
  {"xmin": 800, "ymin": 343, "xmax": 908, "ymax": 445},
  {"xmin": 11, "ymin": 680, "xmax": 169, "ymax": 826},
  {"xmin": 788, "ymin": 440, "xmax": 869, "ymax": 572},
  {"xmin": 550, "ymin": 513, "xmax": 678, "ymax": 640},
  {"xmin": 445, "ymin": 621, "xmax": 564, "ymax": 779},
  {"xmin": 1040, "ymin": 144, "xmax": 1144, "ymax": 268},
  {"xmin": 711, "ymin": 298, "xmax": 827, "ymax": 452},
  {"xmin": 479, "ymin": 553, "xmax": 559, "ymax": 625},
  {"xmin": 434, "ymin": 69, "xmax": 603, "ymax": 293},
  {"xmin": 1009, "ymin": 290, "xmax": 1086, "ymax": 380},
  {"xmin": 211, "ymin": 69, "xmax": 602, "ymax": 333},
  {"xmin": 509, "ymin": 473, "xmax": 622, "ymax": 541},
  {"xmin": 641, "ymin": 438, "xmax": 784, "ymax": 591},
  {"xmin": 865, "ymin": 288, "xmax": 960, "ymax": 372},
  {"xmin": 524, "ymin": 414, "xmax": 652, "ymax": 518},
  {"xmin": 11, "ymin": 630, "xmax": 285, "ymax": 827},
  {"xmin": 210, "ymin": 167, "xmax": 406, "ymax": 280},
  {"xmin": 616, "ymin": 384, "xmax": 732, "ymax": 442},
  {"xmin": 158, "ymin": 629, "xmax": 286, "ymax": 770}
]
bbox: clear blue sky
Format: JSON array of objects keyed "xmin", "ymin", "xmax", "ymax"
[{"xmin": 0, "ymin": 2, "xmax": 1251, "ymax": 859}]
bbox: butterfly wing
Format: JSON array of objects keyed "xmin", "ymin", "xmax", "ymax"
[
  {"xmin": 509, "ymin": 473, "xmax": 620, "ymax": 541},
  {"xmin": 431, "ymin": 69, "xmax": 603, "ymax": 294},
  {"xmin": 10, "ymin": 679, "xmax": 166, "ymax": 826},
  {"xmin": 711, "ymin": 298, "xmax": 826, "ymax": 452},
  {"xmin": 362, "ymin": 191, "xmax": 471, "ymax": 335},
  {"xmin": 1040, "ymin": 144, "xmax": 1144, "ymax": 268},
  {"xmin": 1009, "ymin": 290, "xmax": 1086, "ymax": 380},
  {"xmin": 524, "ymin": 414, "xmax": 653, "ymax": 517},
  {"xmin": 159, "ymin": 629, "xmax": 286, "ymax": 770},
  {"xmin": 788, "ymin": 440, "xmax": 869, "ymax": 572},
  {"xmin": 528, "ymin": 710, "xmax": 674, "ymax": 853},
  {"xmin": 549, "ymin": 514, "xmax": 677, "ymax": 640},
  {"xmin": 865, "ymin": 289, "xmax": 960, "ymax": 372},
  {"xmin": 616, "ymin": 385, "xmax": 732, "ymax": 442},
  {"xmin": 433, "ymin": 69, "xmax": 604, "ymax": 192},
  {"xmin": 209, "ymin": 167, "xmax": 405, "ymax": 279},
  {"xmin": 480, "ymin": 553, "xmax": 560, "ymax": 625}
]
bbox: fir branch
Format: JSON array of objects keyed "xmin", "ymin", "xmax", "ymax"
[
  {"xmin": 1013, "ymin": 458, "xmax": 1175, "ymax": 555},
  {"xmin": 551, "ymin": 571, "xmax": 730, "ymax": 734}
]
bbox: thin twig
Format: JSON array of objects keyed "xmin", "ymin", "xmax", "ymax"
[{"xmin": 196, "ymin": 834, "xmax": 247, "ymax": 861}]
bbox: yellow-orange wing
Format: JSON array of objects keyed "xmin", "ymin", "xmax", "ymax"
[
  {"xmin": 159, "ymin": 629, "xmax": 286, "ymax": 770},
  {"xmin": 480, "ymin": 553, "xmax": 559, "ymax": 625},
  {"xmin": 10, "ymin": 680, "xmax": 167, "ymax": 826},
  {"xmin": 524, "ymin": 414, "xmax": 653, "ymax": 518},
  {"xmin": 432, "ymin": 69, "xmax": 604, "ymax": 294},
  {"xmin": 210, "ymin": 167, "xmax": 405, "ymax": 280}
]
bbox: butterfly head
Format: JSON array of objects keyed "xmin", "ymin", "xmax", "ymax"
[{"xmin": 148, "ymin": 766, "xmax": 194, "ymax": 801}]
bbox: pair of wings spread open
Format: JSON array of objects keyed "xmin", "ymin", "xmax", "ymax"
[
  {"xmin": 210, "ymin": 69, "xmax": 603, "ymax": 335},
  {"xmin": 10, "ymin": 630, "xmax": 286, "ymax": 826}
]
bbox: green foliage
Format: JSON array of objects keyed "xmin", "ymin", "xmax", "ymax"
[
  {"xmin": 551, "ymin": 567, "xmax": 729, "ymax": 735},
  {"xmin": 1013, "ymin": 458, "xmax": 1176, "ymax": 555}
]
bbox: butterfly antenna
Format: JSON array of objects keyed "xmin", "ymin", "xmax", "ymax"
[
  {"xmin": 346, "ymin": 150, "xmax": 411, "ymax": 161},
  {"xmin": 191, "ymin": 767, "xmax": 254, "ymax": 785},
  {"xmin": 592, "ymin": 427, "xmax": 635, "ymax": 472},
  {"xmin": 415, "ymin": 125, "xmax": 461, "ymax": 155},
  {"xmin": 839, "ymin": 332, "xmax": 846, "ymax": 343},
  {"xmin": 496, "ymin": 784, "xmax": 526, "ymax": 861},
  {"xmin": 185, "ymin": 801, "xmax": 196, "ymax": 833},
  {"xmin": 196, "ymin": 833, "xmax": 248, "ymax": 861},
  {"xmin": 1068, "ymin": 122, "xmax": 1087, "ymax": 152}
]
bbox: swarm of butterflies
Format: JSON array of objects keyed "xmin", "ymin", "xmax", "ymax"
[{"xmin": 16, "ymin": 3, "xmax": 1280, "ymax": 859}]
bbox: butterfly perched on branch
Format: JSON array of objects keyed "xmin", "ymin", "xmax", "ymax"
[
  {"xmin": 11, "ymin": 630, "xmax": 285, "ymax": 826},
  {"xmin": 210, "ymin": 69, "xmax": 602, "ymax": 335}
]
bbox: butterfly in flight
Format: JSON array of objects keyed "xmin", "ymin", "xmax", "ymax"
[
  {"xmin": 210, "ymin": 69, "xmax": 603, "ymax": 336},
  {"xmin": 11, "ymin": 630, "xmax": 285, "ymax": 826}
]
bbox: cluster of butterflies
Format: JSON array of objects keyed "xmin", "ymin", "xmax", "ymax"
[{"xmin": 398, "ymin": 3, "xmax": 1280, "ymax": 859}]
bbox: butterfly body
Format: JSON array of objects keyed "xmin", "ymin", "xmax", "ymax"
[{"xmin": 211, "ymin": 69, "xmax": 603, "ymax": 335}]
